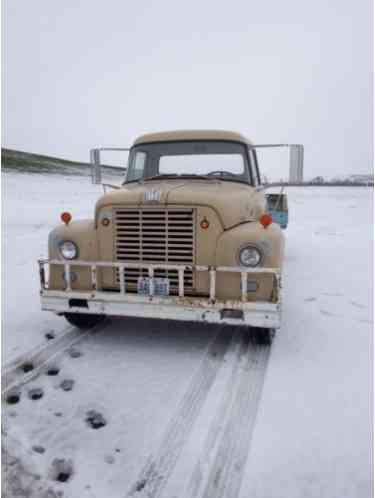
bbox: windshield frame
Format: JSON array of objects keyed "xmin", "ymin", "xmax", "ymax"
[{"xmin": 123, "ymin": 140, "xmax": 256, "ymax": 186}]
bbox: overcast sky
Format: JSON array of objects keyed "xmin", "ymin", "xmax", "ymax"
[{"xmin": 2, "ymin": 0, "xmax": 373, "ymax": 179}]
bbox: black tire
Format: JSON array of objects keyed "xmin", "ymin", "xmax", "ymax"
[
  {"xmin": 249, "ymin": 327, "xmax": 274, "ymax": 346},
  {"xmin": 64, "ymin": 313, "xmax": 105, "ymax": 329}
]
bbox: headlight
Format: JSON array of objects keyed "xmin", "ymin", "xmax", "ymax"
[
  {"xmin": 59, "ymin": 241, "xmax": 78, "ymax": 260},
  {"xmin": 239, "ymin": 245, "xmax": 262, "ymax": 267}
]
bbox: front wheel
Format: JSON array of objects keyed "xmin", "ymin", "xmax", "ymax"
[
  {"xmin": 249, "ymin": 327, "xmax": 275, "ymax": 346},
  {"xmin": 64, "ymin": 313, "xmax": 105, "ymax": 329}
]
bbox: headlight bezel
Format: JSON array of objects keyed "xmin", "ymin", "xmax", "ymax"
[
  {"xmin": 238, "ymin": 244, "xmax": 263, "ymax": 268},
  {"xmin": 58, "ymin": 240, "xmax": 79, "ymax": 260}
]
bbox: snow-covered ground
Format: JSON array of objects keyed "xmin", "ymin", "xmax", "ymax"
[
  {"xmin": 2, "ymin": 172, "xmax": 102, "ymax": 363},
  {"xmin": 2, "ymin": 171, "xmax": 373, "ymax": 497}
]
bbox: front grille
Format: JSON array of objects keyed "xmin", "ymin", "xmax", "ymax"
[{"xmin": 114, "ymin": 208, "xmax": 195, "ymax": 292}]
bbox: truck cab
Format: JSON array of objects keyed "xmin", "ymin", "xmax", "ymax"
[{"xmin": 39, "ymin": 130, "xmax": 303, "ymax": 343}]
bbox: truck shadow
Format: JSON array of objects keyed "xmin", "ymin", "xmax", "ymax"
[{"xmin": 92, "ymin": 316, "xmax": 220, "ymax": 355}]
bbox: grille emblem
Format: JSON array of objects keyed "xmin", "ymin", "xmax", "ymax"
[{"xmin": 144, "ymin": 189, "xmax": 161, "ymax": 203}]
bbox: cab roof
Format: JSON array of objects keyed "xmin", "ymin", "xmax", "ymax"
[{"xmin": 133, "ymin": 130, "xmax": 253, "ymax": 146}]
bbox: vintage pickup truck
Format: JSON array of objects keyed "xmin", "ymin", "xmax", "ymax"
[{"xmin": 38, "ymin": 130, "xmax": 303, "ymax": 343}]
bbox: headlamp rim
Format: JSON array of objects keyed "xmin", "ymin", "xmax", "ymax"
[
  {"xmin": 237, "ymin": 243, "xmax": 263, "ymax": 267},
  {"xmin": 58, "ymin": 240, "xmax": 79, "ymax": 260}
]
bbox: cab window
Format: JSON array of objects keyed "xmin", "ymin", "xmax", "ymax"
[{"xmin": 126, "ymin": 151, "xmax": 147, "ymax": 182}]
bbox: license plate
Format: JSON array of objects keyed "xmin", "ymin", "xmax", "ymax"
[{"xmin": 137, "ymin": 277, "xmax": 170, "ymax": 296}]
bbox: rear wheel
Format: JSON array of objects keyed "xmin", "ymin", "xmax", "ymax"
[
  {"xmin": 249, "ymin": 327, "xmax": 275, "ymax": 346},
  {"xmin": 64, "ymin": 313, "xmax": 105, "ymax": 329}
]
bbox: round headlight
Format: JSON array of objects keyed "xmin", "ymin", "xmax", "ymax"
[
  {"xmin": 239, "ymin": 245, "xmax": 262, "ymax": 267},
  {"xmin": 59, "ymin": 241, "xmax": 78, "ymax": 260}
]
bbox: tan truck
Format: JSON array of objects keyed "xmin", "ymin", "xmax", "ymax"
[{"xmin": 38, "ymin": 130, "xmax": 303, "ymax": 344}]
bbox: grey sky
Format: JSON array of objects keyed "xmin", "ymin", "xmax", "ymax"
[{"xmin": 2, "ymin": 0, "xmax": 373, "ymax": 179}]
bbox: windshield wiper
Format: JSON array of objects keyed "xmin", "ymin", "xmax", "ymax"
[
  {"xmin": 143, "ymin": 174, "xmax": 179, "ymax": 181},
  {"xmin": 143, "ymin": 174, "xmax": 215, "ymax": 181},
  {"xmin": 212, "ymin": 177, "xmax": 250, "ymax": 185},
  {"xmin": 122, "ymin": 178, "xmax": 143, "ymax": 185}
]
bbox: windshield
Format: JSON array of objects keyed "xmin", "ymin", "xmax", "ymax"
[{"xmin": 125, "ymin": 141, "xmax": 252, "ymax": 184}]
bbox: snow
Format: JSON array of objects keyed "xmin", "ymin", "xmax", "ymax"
[
  {"xmin": 239, "ymin": 187, "xmax": 373, "ymax": 498},
  {"xmin": 1, "ymin": 172, "xmax": 102, "ymax": 363},
  {"xmin": 2, "ymin": 170, "xmax": 373, "ymax": 497}
]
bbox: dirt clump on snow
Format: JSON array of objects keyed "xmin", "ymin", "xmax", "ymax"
[
  {"xmin": 32, "ymin": 445, "xmax": 46, "ymax": 454},
  {"xmin": 6, "ymin": 391, "xmax": 21, "ymax": 405},
  {"xmin": 68, "ymin": 348, "xmax": 82, "ymax": 359},
  {"xmin": 46, "ymin": 367, "xmax": 60, "ymax": 376},
  {"xmin": 21, "ymin": 362, "xmax": 34, "ymax": 373},
  {"xmin": 49, "ymin": 458, "xmax": 74, "ymax": 483},
  {"xmin": 59, "ymin": 379, "xmax": 74, "ymax": 391},
  {"xmin": 85, "ymin": 410, "xmax": 107, "ymax": 429},
  {"xmin": 28, "ymin": 388, "xmax": 44, "ymax": 401}
]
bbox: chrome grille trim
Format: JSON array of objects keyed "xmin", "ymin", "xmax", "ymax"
[{"xmin": 114, "ymin": 208, "xmax": 195, "ymax": 291}]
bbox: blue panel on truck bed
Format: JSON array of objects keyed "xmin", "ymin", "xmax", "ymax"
[{"xmin": 268, "ymin": 210, "xmax": 288, "ymax": 229}]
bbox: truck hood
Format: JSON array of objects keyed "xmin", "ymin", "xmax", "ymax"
[{"xmin": 95, "ymin": 179, "xmax": 263, "ymax": 229}]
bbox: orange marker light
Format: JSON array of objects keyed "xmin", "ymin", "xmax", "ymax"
[
  {"xmin": 200, "ymin": 218, "xmax": 210, "ymax": 230},
  {"xmin": 61, "ymin": 212, "xmax": 72, "ymax": 225},
  {"xmin": 259, "ymin": 213, "xmax": 272, "ymax": 228},
  {"xmin": 101, "ymin": 217, "xmax": 110, "ymax": 227}
]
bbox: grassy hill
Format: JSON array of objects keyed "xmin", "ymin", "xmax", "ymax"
[{"xmin": 1, "ymin": 148, "xmax": 124, "ymax": 178}]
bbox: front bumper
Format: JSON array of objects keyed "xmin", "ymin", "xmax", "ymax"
[{"xmin": 39, "ymin": 259, "xmax": 282, "ymax": 329}]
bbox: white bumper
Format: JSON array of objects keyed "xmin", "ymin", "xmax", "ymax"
[{"xmin": 39, "ymin": 259, "xmax": 281, "ymax": 329}]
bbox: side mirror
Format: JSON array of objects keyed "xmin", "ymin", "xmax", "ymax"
[
  {"xmin": 251, "ymin": 143, "xmax": 304, "ymax": 185},
  {"xmin": 90, "ymin": 148, "xmax": 102, "ymax": 184},
  {"xmin": 289, "ymin": 145, "xmax": 304, "ymax": 183},
  {"xmin": 89, "ymin": 147, "xmax": 130, "ymax": 185}
]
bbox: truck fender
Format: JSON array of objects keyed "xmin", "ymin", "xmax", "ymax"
[{"xmin": 215, "ymin": 221, "xmax": 285, "ymax": 269}]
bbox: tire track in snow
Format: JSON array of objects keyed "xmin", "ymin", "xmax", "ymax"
[
  {"xmin": 2, "ymin": 320, "xmax": 108, "ymax": 396},
  {"xmin": 127, "ymin": 325, "xmax": 235, "ymax": 498},
  {"xmin": 199, "ymin": 339, "xmax": 271, "ymax": 498},
  {"xmin": 182, "ymin": 329, "xmax": 251, "ymax": 498}
]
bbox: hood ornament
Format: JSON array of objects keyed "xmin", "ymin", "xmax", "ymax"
[{"xmin": 144, "ymin": 189, "xmax": 161, "ymax": 203}]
